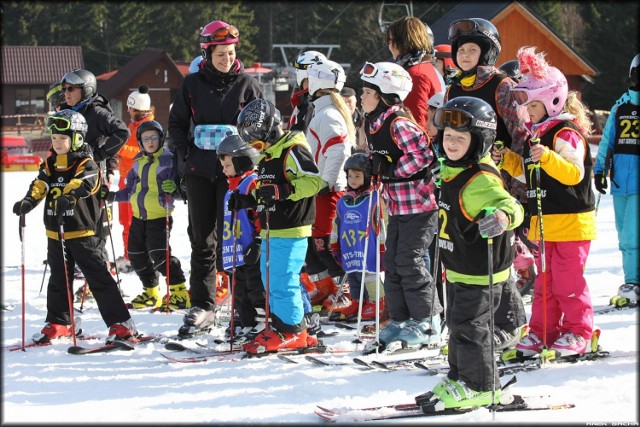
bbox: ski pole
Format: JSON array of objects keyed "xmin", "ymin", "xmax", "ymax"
[
  {"xmin": 530, "ymin": 137, "xmax": 548, "ymax": 362},
  {"xmin": 19, "ymin": 214, "xmax": 26, "ymax": 351},
  {"xmin": 264, "ymin": 204, "xmax": 271, "ymax": 334},
  {"xmin": 354, "ymin": 174, "xmax": 377, "ymax": 346},
  {"xmin": 373, "ymin": 182, "xmax": 383, "ymax": 348},
  {"xmin": 480, "ymin": 207, "xmax": 498, "ymax": 416},
  {"xmin": 39, "ymin": 260, "xmax": 48, "ymax": 296},
  {"xmin": 58, "ymin": 214, "xmax": 77, "ymax": 347},
  {"xmin": 229, "ymin": 208, "xmax": 238, "ymax": 352},
  {"xmin": 163, "ymin": 194, "xmax": 171, "ymax": 312}
]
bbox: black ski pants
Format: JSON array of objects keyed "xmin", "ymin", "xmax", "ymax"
[
  {"xmin": 383, "ymin": 210, "xmax": 442, "ymax": 321},
  {"xmin": 445, "ymin": 280, "xmax": 503, "ymax": 392},
  {"xmin": 185, "ymin": 173, "xmax": 228, "ymax": 311},
  {"xmin": 46, "ymin": 235, "xmax": 130, "ymax": 327},
  {"xmin": 232, "ymin": 263, "xmax": 266, "ymax": 328},
  {"xmin": 128, "ymin": 216, "xmax": 185, "ymax": 288}
]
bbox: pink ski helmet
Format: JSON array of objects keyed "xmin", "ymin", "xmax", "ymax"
[{"xmin": 199, "ymin": 20, "xmax": 239, "ymax": 60}]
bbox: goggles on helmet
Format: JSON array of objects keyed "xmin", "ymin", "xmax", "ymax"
[
  {"xmin": 360, "ymin": 62, "xmax": 379, "ymax": 78},
  {"xmin": 448, "ymin": 19, "xmax": 481, "ymax": 39},
  {"xmin": 200, "ymin": 25, "xmax": 239, "ymax": 44},
  {"xmin": 433, "ymin": 108, "xmax": 497, "ymax": 131},
  {"xmin": 45, "ymin": 116, "xmax": 72, "ymax": 132},
  {"xmin": 308, "ymin": 67, "xmax": 338, "ymax": 81}
]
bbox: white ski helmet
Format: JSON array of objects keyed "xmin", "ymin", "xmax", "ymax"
[
  {"xmin": 360, "ymin": 61, "xmax": 413, "ymax": 103},
  {"xmin": 307, "ymin": 60, "xmax": 346, "ymax": 96},
  {"xmin": 428, "ymin": 91, "xmax": 446, "ymax": 109},
  {"xmin": 294, "ymin": 50, "xmax": 327, "ymax": 87}
]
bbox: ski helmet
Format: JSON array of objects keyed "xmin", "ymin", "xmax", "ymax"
[
  {"xmin": 136, "ymin": 120, "xmax": 165, "ymax": 151},
  {"xmin": 433, "ymin": 96, "xmax": 497, "ymax": 167},
  {"xmin": 199, "ymin": 20, "xmax": 239, "ymax": 61},
  {"xmin": 127, "ymin": 85, "xmax": 151, "ymax": 111},
  {"xmin": 45, "ymin": 109, "xmax": 88, "ymax": 151},
  {"xmin": 46, "ymin": 82, "xmax": 64, "ymax": 111},
  {"xmin": 60, "ymin": 69, "xmax": 97, "ymax": 100},
  {"xmin": 217, "ymin": 134, "xmax": 260, "ymax": 174},
  {"xmin": 448, "ymin": 18, "xmax": 501, "ymax": 67},
  {"xmin": 428, "ymin": 91, "xmax": 446, "ymax": 109},
  {"xmin": 424, "ymin": 22, "xmax": 435, "ymax": 55},
  {"xmin": 435, "ymin": 44, "xmax": 456, "ymax": 73},
  {"xmin": 630, "ymin": 53, "xmax": 640, "ymax": 85},
  {"xmin": 512, "ymin": 65, "xmax": 567, "ymax": 117},
  {"xmin": 237, "ymin": 99, "xmax": 282, "ymax": 145},
  {"xmin": 343, "ymin": 152, "xmax": 371, "ymax": 187},
  {"xmin": 189, "ymin": 56, "xmax": 204, "ymax": 73},
  {"xmin": 294, "ymin": 50, "xmax": 327, "ymax": 87},
  {"xmin": 499, "ymin": 60, "xmax": 523, "ymax": 82},
  {"xmin": 360, "ymin": 61, "xmax": 413, "ymax": 105},
  {"xmin": 307, "ymin": 60, "xmax": 346, "ymax": 96}
]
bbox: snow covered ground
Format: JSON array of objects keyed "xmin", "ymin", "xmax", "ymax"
[{"xmin": 2, "ymin": 170, "xmax": 638, "ymax": 424}]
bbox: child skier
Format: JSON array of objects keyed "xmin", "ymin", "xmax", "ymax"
[
  {"xmin": 359, "ymin": 61, "xmax": 442, "ymax": 351},
  {"xmin": 217, "ymin": 134, "xmax": 266, "ymax": 343},
  {"xmin": 426, "ymin": 96, "xmax": 523, "ymax": 408},
  {"xmin": 233, "ymin": 99, "xmax": 324, "ymax": 354},
  {"xmin": 13, "ymin": 109, "xmax": 136, "ymax": 344},
  {"xmin": 106, "ymin": 120, "xmax": 190, "ymax": 313},
  {"xmin": 330, "ymin": 152, "xmax": 386, "ymax": 322},
  {"xmin": 494, "ymin": 47, "xmax": 597, "ymax": 357}
]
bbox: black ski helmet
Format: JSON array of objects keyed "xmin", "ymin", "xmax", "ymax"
[
  {"xmin": 433, "ymin": 96, "xmax": 497, "ymax": 167},
  {"xmin": 60, "ymin": 69, "xmax": 97, "ymax": 100},
  {"xmin": 136, "ymin": 120, "xmax": 165, "ymax": 151},
  {"xmin": 343, "ymin": 152, "xmax": 371, "ymax": 188},
  {"xmin": 448, "ymin": 18, "xmax": 501, "ymax": 68},
  {"xmin": 630, "ymin": 53, "xmax": 640, "ymax": 85},
  {"xmin": 46, "ymin": 82, "xmax": 64, "ymax": 111},
  {"xmin": 45, "ymin": 109, "xmax": 88, "ymax": 152},
  {"xmin": 217, "ymin": 134, "xmax": 260, "ymax": 174},
  {"xmin": 237, "ymin": 99, "xmax": 282, "ymax": 145},
  {"xmin": 498, "ymin": 60, "xmax": 522, "ymax": 82}
]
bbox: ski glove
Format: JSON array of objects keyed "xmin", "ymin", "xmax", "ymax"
[
  {"xmin": 258, "ymin": 183, "xmax": 292, "ymax": 205},
  {"xmin": 478, "ymin": 209, "xmax": 510, "ymax": 238},
  {"xmin": 162, "ymin": 180, "xmax": 177, "ymax": 194},
  {"xmin": 228, "ymin": 192, "xmax": 257, "ymax": 211},
  {"xmin": 53, "ymin": 195, "xmax": 76, "ymax": 220},
  {"xmin": 13, "ymin": 197, "xmax": 36, "ymax": 216},
  {"xmin": 371, "ymin": 153, "xmax": 395, "ymax": 179},
  {"xmin": 243, "ymin": 238, "xmax": 261, "ymax": 265},
  {"xmin": 594, "ymin": 173, "xmax": 607, "ymax": 195}
]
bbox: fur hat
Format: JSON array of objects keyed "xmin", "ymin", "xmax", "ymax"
[{"xmin": 127, "ymin": 85, "xmax": 151, "ymax": 111}]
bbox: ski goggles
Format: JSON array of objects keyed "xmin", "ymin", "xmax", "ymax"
[
  {"xmin": 45, "ymin": 116, "xmax": 72, "ymax": 132},
  {"xmin": 433, "ymin": 108, "xmax": 497, "ymax": 131},
  {"xmin": 510, "ymin": 89, "xmax": 536, "ymax": 106},
  {"xmin": 360, "ymin": 62, "xmax": 379, "ymax": 78},
  {"xmin": 249, "ymin": 140, "xmax": 267, "ymax": 152},
  {"xmin": 448, "ymin": 19, "xmax": 481, "ymax": 39},
  {"xmin": 200, "ymin": 25, "xmax": 239, "ymax": 43},
  {"xmin": 307, "ymin": 67, "xmax": 338, "ymax": 81}
]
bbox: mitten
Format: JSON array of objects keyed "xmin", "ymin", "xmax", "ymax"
[
  {"xmin": 258, "ymin": 183, "xmax": 292, "ymax": 205},
  {"xmin": 228, "ymin": 192, "xmax": 257, "ymax": 211},
  {"xmin": 162, "ymin": 180, "xmax": 177, "ymax": 194},
  {"xmin": 13, "ymin": 197, "xmax": 36, "ymax": 216},
  {"xmin": 594, "ymin": 173, "xmax": 607, "ymax": 195}
]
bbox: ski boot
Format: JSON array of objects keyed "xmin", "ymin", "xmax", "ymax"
[
  {"xmin": 32, "ymin": 319, "xmax": 83, "ymax": 344},
  {"xmin": 610, "ymin": 283, "xmax": 639, "ymax": 308}
]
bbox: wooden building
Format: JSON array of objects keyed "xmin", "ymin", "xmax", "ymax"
[{"xmin": 429, "ymin": 1, "xmax": 599, "ymax": 94}]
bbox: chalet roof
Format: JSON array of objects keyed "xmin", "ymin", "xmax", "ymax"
[
  {"xmin": 1, "ymin": 46, "xmax": 84, "ymax": 85},
  {"xmin": 98, "ymin": 47, "xmax": 183, "ymax": 98}
]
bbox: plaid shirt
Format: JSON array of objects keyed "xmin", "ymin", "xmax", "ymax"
[{"xmin": 367, "ymin": 105, "xmax": 437, "ymax": 216}]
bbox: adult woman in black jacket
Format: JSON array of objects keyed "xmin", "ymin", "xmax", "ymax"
[{"xmin": 169, "ymin": 20, "xmax": 262, "ymax": 336}]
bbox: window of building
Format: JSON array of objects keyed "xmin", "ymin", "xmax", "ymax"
[{"xmin": 15, "ymin": 88, "xmax": 46, "ymax": 114}]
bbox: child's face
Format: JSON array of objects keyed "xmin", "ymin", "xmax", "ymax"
[
  {"xmin": 443, "ymin": 127, "xmax": 472, "ymax": 161},
  {"xmin": 140, "ymin": 130, "xmax": 161, "ymax": 153},
  {"xmin": 526, "ymin": 100, "xmax": 547, "ymax": 124},
  {"xmin": 347, "ymin": 169, "xmax": 365, "ymax": 190},
  {"xmin": 360, "ymin": 87, "xmax": 380, "ymax": 114},
  {"xmin": 426, "ymin": 106, "xmax": 438, "ymax": 138},
  {"xmin": 456, "ymin": 42, "xmax": 482, "ymax": 72},
  {"xmin": 51, "ymin": 134, "xmax": 71, "ymax": 155},
  {"xmin": 219, "ymin": 155, "xmax": 237, "ymax": 177}
]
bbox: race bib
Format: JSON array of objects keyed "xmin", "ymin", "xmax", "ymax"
[{"xmin": 193, "ymin": 124, "xmax": 238, "ymax": 150}]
